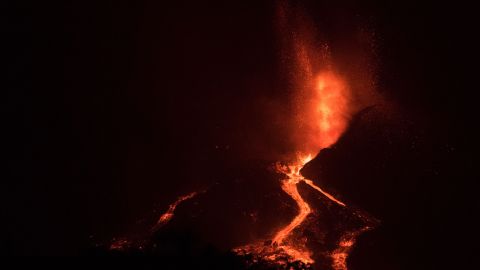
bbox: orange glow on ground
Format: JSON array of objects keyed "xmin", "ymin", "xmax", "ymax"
[
  {"xmin": 271, "ymin": 154, "xmax": 346, "ymax": 264},
  {"xmin": 152, "ymin": 192, "xmax": 198, "ymax": 231},
  {"xmin": 266, "ymin": 70, "xmax": 350, "ymax": 264},
  {"xmin": 234, "ymin": 67, "xmax": 365, "ymax": 268},
  {"xmin": 331, "ymin": 226, "xmax": 373, "ymax": 270},
  {"xmin": 232, "ymin": 3, "xmax": 375, "ymax": 268}
]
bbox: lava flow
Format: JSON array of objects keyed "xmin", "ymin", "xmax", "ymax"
[
  {"xmin": 110, "ymin": 3, "xmax": 378, "ymax": 268},
  {"xmin": 280, "ymin": 71, "xmax": 352, "ymax": 251},
  {"xmin": 234, "ymin": 70, "xmax": 372, "ymax": 269},
  {"xmin": 271, "ymin": 154, "xmax": 346, "ymax": 263},
  {"xmin": 152, "ymin": 191, "xmax": 199, "ymax": 231}
]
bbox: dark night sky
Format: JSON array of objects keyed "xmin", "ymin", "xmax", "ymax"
[{"xmin": 5, "ymin": 0, "xmax": 478, "ymax": 267}]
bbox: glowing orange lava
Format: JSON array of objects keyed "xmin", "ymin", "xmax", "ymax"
[
  {"xmin": 112, "ymin": 4, "xmax": 378, "ymax": 267},
  {"xmin": 271, "ymin": 153, "xmax": 347, "ymax": 263},
  {"xmin": 236, "ymin": 2, "xmax": 378, "ymax": 266},
  {"xmin": 152, "ymin": 191, "xmax": 198, "ymax": 231},
  {"xmin": 234, "ymin": 70, "xmax": 361, "ymax": 268},
  {"xmin": 267, "ymin": 71, "xmax": 350, "ymax": 262},
  {"xmin": 312, "ymin": 72, "xmax": 350, "ymax": 149},
  {"xmin": 270, "ymin": 153, "xmax": 347, "ymax": 265},
  {"xmin": 295, "ymin": 71, "xmax": 351, "ymax": 153},
  {"xmin": 331, "ymin": 226, "xmax": 372, "ymax": 270},
  {"xmin": 269, "ymin": 69, "xmax": 370, "ymax": 270}
]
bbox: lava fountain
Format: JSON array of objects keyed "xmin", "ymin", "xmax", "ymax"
[
  {"xmin": 270, "ymin": 72, "xmax": 350, "ymax": 262},
  {"xmin": 110, "ymin": 2, "xmax": 377, "ymax": 268},
  {"xmin": 233, "ymin": 70, "xmax": 367, "ymax": 268},
  {"xmin": 235, "ymin": 3, "xmax": 378, "ymax": 267}
]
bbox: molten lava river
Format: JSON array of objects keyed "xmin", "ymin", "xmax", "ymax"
[
  {"xmin": 233, "ymin": 153, "xmax": 374, "ymax": 269},
  {"xmin": 109, "ymin": 5, "xmax": 378, "ymax": 266},
  {"xmin": 230, "ymin": 72, "xmax": 377, "ymax": 269},
  {"xmin": 136, "ymin": 72, "xmax": 375, "ymax": 269},
  {"xmin": 109, "ymin": 69, "xmax": 377, "ymax": 269}
]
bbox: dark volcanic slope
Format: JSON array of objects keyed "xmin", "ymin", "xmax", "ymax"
[
  {"xmin": 301, "ymin": 106, "xmax": 473, "ymax": 270},
  {"xmin": 93, "ymin": 162, "xmax": 300, "ymax": 267}
]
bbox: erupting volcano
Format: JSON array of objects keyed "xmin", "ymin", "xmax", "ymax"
[
  {"xmin": 107, "ymin": 2, "xmax": 378, "ymax": 269},
  {"xmin": 273, "ymin": 72, "xmax": 351, "ymax": 251},
  {"xmin": 233, "ymin": 70, "xmax": 375, "ymax": 269},
  {"xmin": 9, "ymin": 0, "xmax": 472, "ymax": 267},
  {"xmin": 231, "ymin": 3, "xmax": 378, "ymax": 267}
]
